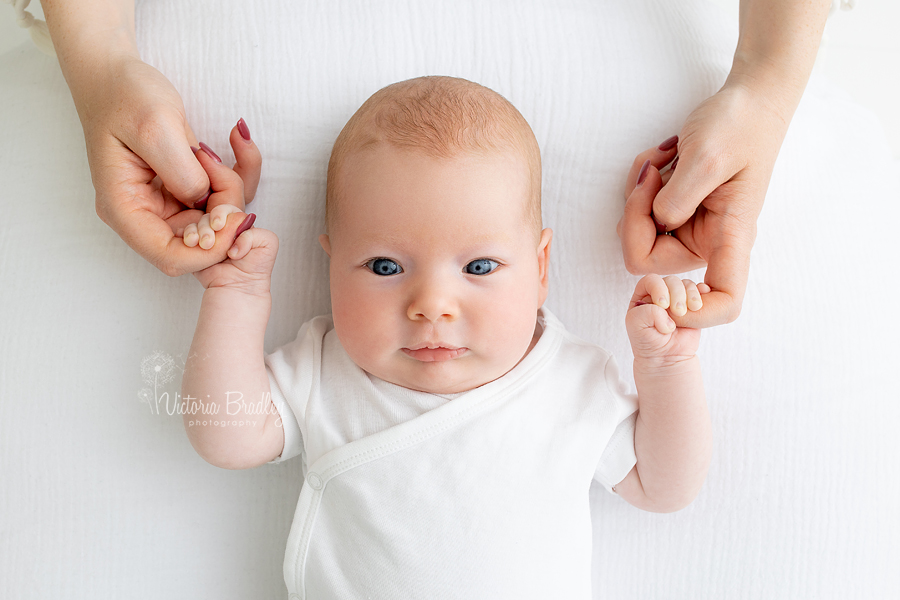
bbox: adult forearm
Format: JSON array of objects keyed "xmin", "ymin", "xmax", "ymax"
[
  {"xmin": 729, "ymin": 0, "xmax": 831, "ymax": 118},
  {"xmin": 40, "ymin": 0, "xmax": 139, "ymax": 116},
  {"xmin": 182, "ymin": 289, "xmax": 274, "ymax": 469}
]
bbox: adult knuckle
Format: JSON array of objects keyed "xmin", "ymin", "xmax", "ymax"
[{"xmin": 157, "ymin": 255, "xmax": 184, "ymax": 278}]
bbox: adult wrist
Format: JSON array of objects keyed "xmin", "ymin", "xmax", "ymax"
[{"xmin": 41, "ymin": 0, "xmax": 140, "ymax": 113}]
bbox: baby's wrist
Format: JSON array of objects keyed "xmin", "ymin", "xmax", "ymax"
[
  {"xmin": 203, "ymin": 282, "xmax": 272, "ymax": 304},
  {"xmin": 632, "ymin": 352, "xmax": 699, "ymax": 377}
]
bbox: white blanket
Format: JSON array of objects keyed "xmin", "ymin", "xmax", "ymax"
[{"xmin": 1, "ymin": 0, "xmax": 897, "ymax": 598}]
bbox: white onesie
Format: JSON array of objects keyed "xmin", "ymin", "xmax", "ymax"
[{"xmin": 265, "ymin": 307, "xmax": 637, "ymax": 600}]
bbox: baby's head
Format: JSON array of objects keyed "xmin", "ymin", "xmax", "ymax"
[{"xmin": 320, "ymin": 76, "xmax": 552, "ymax": 394}]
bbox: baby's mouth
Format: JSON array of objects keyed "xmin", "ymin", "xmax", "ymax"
[{"xmin": 401, "ymin": 346, "xmax": 468, "ymax": 362}]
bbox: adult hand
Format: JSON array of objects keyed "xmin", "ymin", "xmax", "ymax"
[
  {"xmin": 618, "ymin": 77, "xmax": 791, "ymax": 328},
  {"xmin": 76, "ymin": 54, "xmax": 258, "ymax": 276}
]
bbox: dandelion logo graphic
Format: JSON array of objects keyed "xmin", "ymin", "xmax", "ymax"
[{"xmin": 138, "ymin": 351, "xmax": 178, "ymax": 414}]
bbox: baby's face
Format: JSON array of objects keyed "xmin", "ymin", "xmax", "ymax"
[{"xmin": 321, "ymin": 144, "xmax": 552, "ymax": 394}]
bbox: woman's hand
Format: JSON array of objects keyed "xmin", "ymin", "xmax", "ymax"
[
  {"xmin": 619, "ymin": 79, "xmax": 791, "ymax": 328},
  {"xmin": 77, "ymin": 54, "xmax": 259, "ymax": 276}
]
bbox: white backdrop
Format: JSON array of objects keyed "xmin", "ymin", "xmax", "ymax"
[{"xmin": 1, "ymin": 1, "xmax": 898, "ymax": 598}]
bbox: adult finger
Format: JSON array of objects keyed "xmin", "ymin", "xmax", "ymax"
[
  {"xmin": 624, "ymin": 136, "xmax": 679, "ymax": 199},
  {"xmin": 230, "ymin": 119, "xmax": 262, "ymax": 204},
  {"xmin": 669, "ymin": 235, "xmax": 751, "ymax": 329},
  {"xmin": 117, "ymin": 209, "xmax": 257, "ymax": 277},
  {"xmin": 122, "ymin": 114, "xmax": 211, "ymax": 208},
  {"xmin": 619, "ymin": 162, "xmax": 707, "ymax": 275},
  {"xmin": 194, "ymin": 143, "xmax": 246, "ymax": 213},
  {"xmin": 651, "ymin": 146, "xmax": 738, "ymax": 232}
]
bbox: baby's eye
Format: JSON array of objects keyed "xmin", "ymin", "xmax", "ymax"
[
  {"xmin": 366, "ymin": 258, "xmax": 403, "ymax": 276},
  {"xmin": 465, "ymin": 259, "xmax": 499, "ymax": 275}
]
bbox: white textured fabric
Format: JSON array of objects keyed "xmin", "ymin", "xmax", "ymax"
[
  {"xmin": 1, "ymin": 1, "xmax": 898, "ymax": 598},
  {"xmin": 264, "ymin": 308, "xmax": 637, "ymax": 598}
]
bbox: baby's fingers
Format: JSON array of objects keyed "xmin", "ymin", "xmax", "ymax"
[
  {"xmin": 209, "ymin": 204, "xmax": 243, "ymax": 231},
  {"xmin": 630, "ymin": 274, "xmax": 670, "ymax": 310},
  {"xmin": 626, "ymin": 302, "xmax": 676, "ymax": 338},
  {"xmin": 664, "ymin": 275, "xmax": 687, "ymax": 317},
  {"xmin": 683, "ymin": 279, "xmax": 704, "ymax": 312}
]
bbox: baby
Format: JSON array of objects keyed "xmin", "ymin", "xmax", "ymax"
[{"xmin": 181, "ymin": 76, "xmax": 711, "ymax": 598}]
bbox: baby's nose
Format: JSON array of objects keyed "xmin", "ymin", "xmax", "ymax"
[{"xmin": 406, "ymin": 279, "xmax": 459, "ymax": 323}]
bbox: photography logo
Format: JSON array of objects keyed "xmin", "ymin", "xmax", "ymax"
[{"xmin": 137, "ymin": 351, "xmax": 180, "ymax": 415}]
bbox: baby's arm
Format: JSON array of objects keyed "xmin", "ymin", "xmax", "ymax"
[
  {"xmin": 615, "ymin": 275, "xmax": 712, "ymax": 512},
  {"xmin": 180, "ymin": 138, "xmax": 284, "ymax": 470}
]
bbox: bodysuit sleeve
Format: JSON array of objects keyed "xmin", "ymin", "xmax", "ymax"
[
  {"xmin": 593, "ymin": 355, "xmax": 638, "ymax": 493},
  {"xmin": 263, "ymin": 316, "xmax": 332, "ymax": 465}
]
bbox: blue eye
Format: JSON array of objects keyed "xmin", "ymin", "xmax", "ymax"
[
  {"xmin": 465, "ymin": 259, "xmax": 499, "ymax": 275},
  {"xmin": 367, "ymin": 258, "xmax": 403, "ymax": 276}
]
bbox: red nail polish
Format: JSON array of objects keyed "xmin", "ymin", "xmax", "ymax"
[
  {"xmin": 658, "ymin": 135, "xmax": 678, "ymax": 152},
  {"xmin": 190, "ymin": 146, "xmax": 200, "ymax": 154},
  {"xmin": 234, "ymin": 213, "xmax": 256, "ymax": 239},
  {"xmin": 198, "ymin": 142, "xmax": 222, "ymax": 164},
  {"xmin": 651, "ymin": 212, "xmax": 667, "ymax": 234},
  {"xmin": 637, "ymin": 159, "xmax": 651, "ymax": 186},
  {"xmin": 193, "ymin": 189, "xmax": 211, "ymax": 211},
  {"xmin": 237, "ymin": 118, "xmax": 251, "ymax": 142},
  {"xmin": 670, "ymin": 156, "xmax": 679, "ymax": 171}
]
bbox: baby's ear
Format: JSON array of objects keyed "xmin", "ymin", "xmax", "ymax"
[{"xmin": 318, "ymin": 234, "xmax": 332, "ymax": 257}]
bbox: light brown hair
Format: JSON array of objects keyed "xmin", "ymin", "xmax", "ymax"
[{"xmin": 325, "ymin": 76, "xmax": 542, "ymax": 237}]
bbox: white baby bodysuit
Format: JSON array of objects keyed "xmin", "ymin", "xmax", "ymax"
[{"xmin": 265, "ymin": 307, "xmax": 637, "ymax": 600}]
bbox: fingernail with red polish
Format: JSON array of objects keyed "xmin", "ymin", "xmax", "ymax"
[
  {"xmin": 237, "ymin": 118, "xmax": 251, "ymax": 142},
  {"xmin": 658, "ymin": 135, "xmax": 678, "ymax": 152},
  {"xmin": 234, "ymin": 213, "xmax": 256, "ymax": 239},
  {"xmin": 670, "ymin": 156, "xmax": 679, "ymax": 172},
  {"xmin": 191, "ymin": 146, "xmax": 200, "ymax": 154},
  {"xmin": 198, "ymin": 142, "xmax": 222, "ymax": 164},
  {"xmin": 651, "ymin": 212, "xmax": 667, "ymax": 234},
  {"xmin": 194, "ymin": 188, "xmax": 211, "ymax": 211},
  {"xmin": 637, "ymin": 159, "xmax": 651, "ymax": 186}
]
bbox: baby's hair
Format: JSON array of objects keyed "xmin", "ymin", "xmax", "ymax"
[{"xmin": 325, "ymin": 76, "xmax": 542, "ymax": 237}]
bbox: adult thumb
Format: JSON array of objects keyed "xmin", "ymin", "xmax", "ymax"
[
  {"xmin": 133, "ymin": 122, "xmax": 210, "ymax": 208},
  {"xmin": 651, "ymin": 153, "xmax": 730, "ymax": 231}
]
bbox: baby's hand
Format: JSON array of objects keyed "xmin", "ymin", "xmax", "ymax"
[
  {"xmin": 626, "ymin": 274, "xmax": 708, "ymax": 362},
  {"xmin": 192, "ymin": 224, "xmax": 279, "ymax": 295}
]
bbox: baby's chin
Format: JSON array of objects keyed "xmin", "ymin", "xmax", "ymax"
[{"xmin": 375, "ymin": 358, "xmax": 514, "ymax": 396}]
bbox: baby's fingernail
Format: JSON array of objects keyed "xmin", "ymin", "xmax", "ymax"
[
  {"xmin": 237, "ymin": 118, "xmax": 252, "ymax": 142},
  {"xmin": 234, "ymin": 213, "xmax": 256, "ymax": 239},
  {"xmin": 199, "ymin": 142, "xmax": 222, "ymax": 164},
  {"xmin": 212, "ymin": 216, "xmax": 223, "ymax": 229},
  {"xmin": 657, "ymin": 297, "xmax": 669, "ymax": 309},
  {"xmin": 675, "ymin": 301, "xmax": 685, "ymax": 313},
  {"xmin": 194, "ymin": 189, "xmax": 211, "ymax": 211},
  {"xmin": 636, "ymin": 159, "xmax": 651, "ymax": 186},
  {"xmin": 658, "ymin": 135, "xmax": 678, "ymax": 152},
  {"xmin": 667, "ymin": 318, "xmax": 676, "ymax": 330}
]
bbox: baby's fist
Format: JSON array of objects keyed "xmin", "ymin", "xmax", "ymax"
[{"xmin": 626, "ymin": 274, "xmax": 706, "ymax": 359}]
